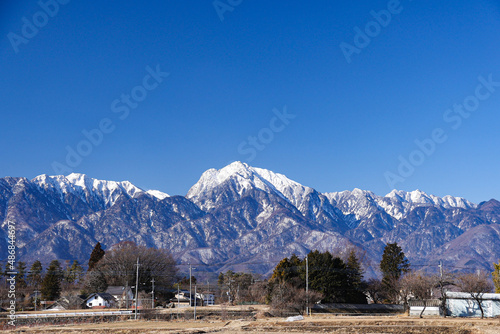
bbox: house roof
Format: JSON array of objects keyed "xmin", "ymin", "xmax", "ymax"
[
  {"xmin": 106, "ymin": 286, "xmax": 131, "ymax": 296},
  {"xmin": 445, "ymin": 292, "xmax": 500, "ymax": 301},
  {"xmin": 86, "ymin": 292, "xmax": 116, "ymax": 302},
  {"xmin": 47, "ymin": 296, "xmax": 84, "ymax": 310}
]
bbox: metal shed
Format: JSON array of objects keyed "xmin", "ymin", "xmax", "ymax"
[
  {"xmin": 445, "ymin": 292, "xmax": 500, "ymax": 318},
  {"xmin": 409, "ymin": 299, "xmax": 441, "ymax": 316}
]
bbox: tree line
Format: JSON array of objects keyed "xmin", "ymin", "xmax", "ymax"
[
  {"xmin": 0, "ymin": 241, "xmax": 177, "ymax": 310},
  {"xmin": 215, "ymin": 243, "xmax": 499, "ymax": 318},
  {"xmin": 1, "ymin": 241, "xmax": 499, "ymax": 316}
]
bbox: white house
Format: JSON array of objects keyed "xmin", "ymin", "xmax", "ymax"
[
  {"xmin": 85, "ymin": 293, "xmax": 116, "ymax": 309},
  {"xmin": 446, "ymin": 292, "xmax": 500, "ymax": 318}
]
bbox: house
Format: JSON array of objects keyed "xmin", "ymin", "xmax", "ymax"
[
  {"xmin": 445, "ymin": 292, "xmax": 500, "ymax": 318},
  {"xmin": 85, "ymin": 293, "xmax": 116, "ymax": 309},
  {"xmin": 46, "ymin": 295, "xmax": 85, "ymax": 311},
  {"xmin": 201, "ymin": 293, "xmax": 215, "ymax": 306},
  {"xmin": 169, "ymin": 290, "xmax": 203, "ymax": 307},
  {"xmin": 409, "ymin": 299, "xmax": 441, "ymax": 316},
  {"xmin": 105, "ymin": 286, "xmax": 134, "ymax": 308}
]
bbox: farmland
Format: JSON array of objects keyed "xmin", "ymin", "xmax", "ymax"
[{"xmin": 3, "ymin": 306, "xmax": 500, "ymax": 334}]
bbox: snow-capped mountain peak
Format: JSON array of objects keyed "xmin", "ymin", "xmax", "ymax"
[
  {"xmin": 3, "ymin": 165, "xmax": 497, "ymax": 280},
  {"xmin": 32, "ymin": 173, "xmax": 168, "ymax": 208},
  {"xmin": 385, "ymin": 189, "xmax": 476, "ymax": 209},
  {"xmin": 187, "ymin": 161, "xmax": 312, "ymax": 209}
]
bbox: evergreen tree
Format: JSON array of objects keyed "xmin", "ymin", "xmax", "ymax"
[
  {"xmin": 270, "ymin": 254, "xmax": 303, "ymax": 287},
  {"xmin": 345, "ymin": 250, "xmax": 367, "ymax": 304},
  {"xmin": 64, "ymin": 260, "xmax": 84, "ymax": 285},
  {"xmin": 307, "ymin": 250, "xmax": 348, "ymax": 303},
  {"xmin": 16, "ymin": 261, "xmax": 27, "ymax": 289},
  {"xmin": 380, "ymin": 243, "xmax": 410, "ymax": 281},
  {"xmin": 27, "ymin": 261, "xmax": 43, "ymax": 288},
  {"xmin": 41, "ymin": 260, "xmax": 63, "ymax": 300},
  {"xmin": 380, "ymin": 242, "xmax": 410, "ymax": 302},
  {"xmin": 269, "ymin": 250, "xmax": 371, "ymax": 304},
  {"xmin": 88, "ymin": 242, "xmax": 105, "ymax": 271}
]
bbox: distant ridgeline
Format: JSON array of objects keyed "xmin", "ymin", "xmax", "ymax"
[{"xmin": 1, "ymin": 161, "xmax": 499, "ymax": 278}]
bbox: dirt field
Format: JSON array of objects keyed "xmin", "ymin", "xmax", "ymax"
[{"xmin": 4, "ymin": 307, "xmax": 500, "ymax": 334}]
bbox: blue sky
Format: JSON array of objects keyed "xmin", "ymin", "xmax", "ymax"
[{"xmin": 1, "ymin": 0, "xmax": 499, "ymax": 203}]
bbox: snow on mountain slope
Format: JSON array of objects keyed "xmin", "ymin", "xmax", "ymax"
[
  {"xmin": 146, "ymin": 189, "xmax": 170, "ymax": 200},
  {"xmin": 3, "ymin": 163, "xmax": 497, "ymax": 278},
  {"xmin": 325, "ymin": 189, "xmax": 476, "ymax": 221},
  {"xmin": 252, "ymin": 166, "xmax": 313, "ymax": 209},
  {"xmin": 385, "ymin": 190, "xmax": 475, "ymax": 208},
  {"xmin": 187, "ymin": 161, "xmax": 312, "ymax": 210},
  {"xmin": 188, "ymin": 162, "xmax": 476, "ymax": 221},
  {"xmin": 32, "ymin": 173, "xmax": 168, "ymax": 208},
  {"xmin": 324, "ymin": 189, "xmax": 382, "ymax": 221}
]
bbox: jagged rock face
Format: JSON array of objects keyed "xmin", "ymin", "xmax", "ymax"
[{"xmin": 2, "ymin": 162, "xmax": 499, "ymax": 277}]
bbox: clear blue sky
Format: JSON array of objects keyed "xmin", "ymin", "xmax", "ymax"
[{"xmin": 1, "ymin": 0, "xmax": 499, "ymax": 203}]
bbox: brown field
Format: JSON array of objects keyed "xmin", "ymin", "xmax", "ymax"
[{"xmin": 4, "ymin": 306, "xmax": 500, "ymax": 334}]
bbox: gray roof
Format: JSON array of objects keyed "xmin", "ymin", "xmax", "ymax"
[
  {"xmin": 106, "ymin": 286, "xmax": 131, "ymax": 296},
  {"xmin": 47, "ymin": 295, "xmax": 85, "ymax": 310},
  {"xmin": 86, "ymin": 292, "xmax": 116, "ymax": 302},
  {"xmin": 445, "ymin": 292, "xmax": 500, "ymax": 301}
]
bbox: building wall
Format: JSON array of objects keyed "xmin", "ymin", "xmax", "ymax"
[
  {"xmin": 87, "ymin": 296, "xmax": 112, "ymax": 308},
  {"xmin": 409, "ymin": 306, "xmax": 440, "ymax": 316},
  {"xmin": 447, "ymin": 298, "xmax": 500, "ymax": 318}
]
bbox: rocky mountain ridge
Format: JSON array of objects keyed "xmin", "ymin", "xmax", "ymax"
[{"xmin": 1, "ymin": 162, "xmax": 498, "ymax": 278}]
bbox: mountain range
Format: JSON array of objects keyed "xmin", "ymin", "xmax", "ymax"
[{"xmin": 1, "ymin": 161, "xmax": 499, "ymax": 278}]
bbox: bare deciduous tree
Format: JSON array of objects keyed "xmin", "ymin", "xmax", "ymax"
[
  {"xmin": 395, "ymin": 274, "xmax": 412, "ymax": 314},
  {"xmin": 400, "ymin": 272, "xmax": 434, "ymax": 318},
  {"xmin": 456, "ymin": 271, "xmax": 493, "ymax": 319},
  {"xmin": 435, "ymin": 271, "xmax": 456, "ymax": 318},
  {"xmin": 247, "ymin": 280, "xmax": 269, "ymax": 304},
  {"xmin": 270, "ymin": 281, "xmax": 322, "ymax": 316},
  {"xmin": 365, "ymin": 278, "xmax": 384, "ymax": 304},
  {"xmin": 96, "ymin": 241, "xmax": 177, "ymax": 293}
]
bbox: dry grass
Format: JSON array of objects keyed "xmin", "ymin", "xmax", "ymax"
[{"xmin": 5, "ymin": 306, "xmax": 500, "ymax": 334}]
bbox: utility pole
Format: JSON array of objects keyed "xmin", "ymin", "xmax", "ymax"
[
  {"xmin": 134, "ymin": 257, "xmax": 140, "ymax": 320},
  {"xmin": 207, "ymin": 280, "xmax": 212, "ymax": 305},
  {"xmin": 125, "ymin": 281, "xmax": 129, "ymax": 310},
  {"xmin": 439, "ymin": 261, "xmax": 443, "ymax": 279},
  {"xmin": 177, "ymin": 283, "xmax": 180, "ymax": 318},
  {"xmin": 306, "ymin": 255, "xmax": 309, "ymax": 316},
  {"xmin": 189, "ymin": 264, "xmax": 192, "ymax": 307},
  {"xmin": 194, "ymin": 285, "xmax": 197, "ymax": 320},
  {"xmin": 189, "ymin": 264, "xmax": 197, "ymax": 307},
  {"xmin": 151, "ymin": 278, "xmax": 155, "ymax": 309},
  {"xmin": 34, "ymin": 290, "xmax": 39, "ymax": 312}
]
